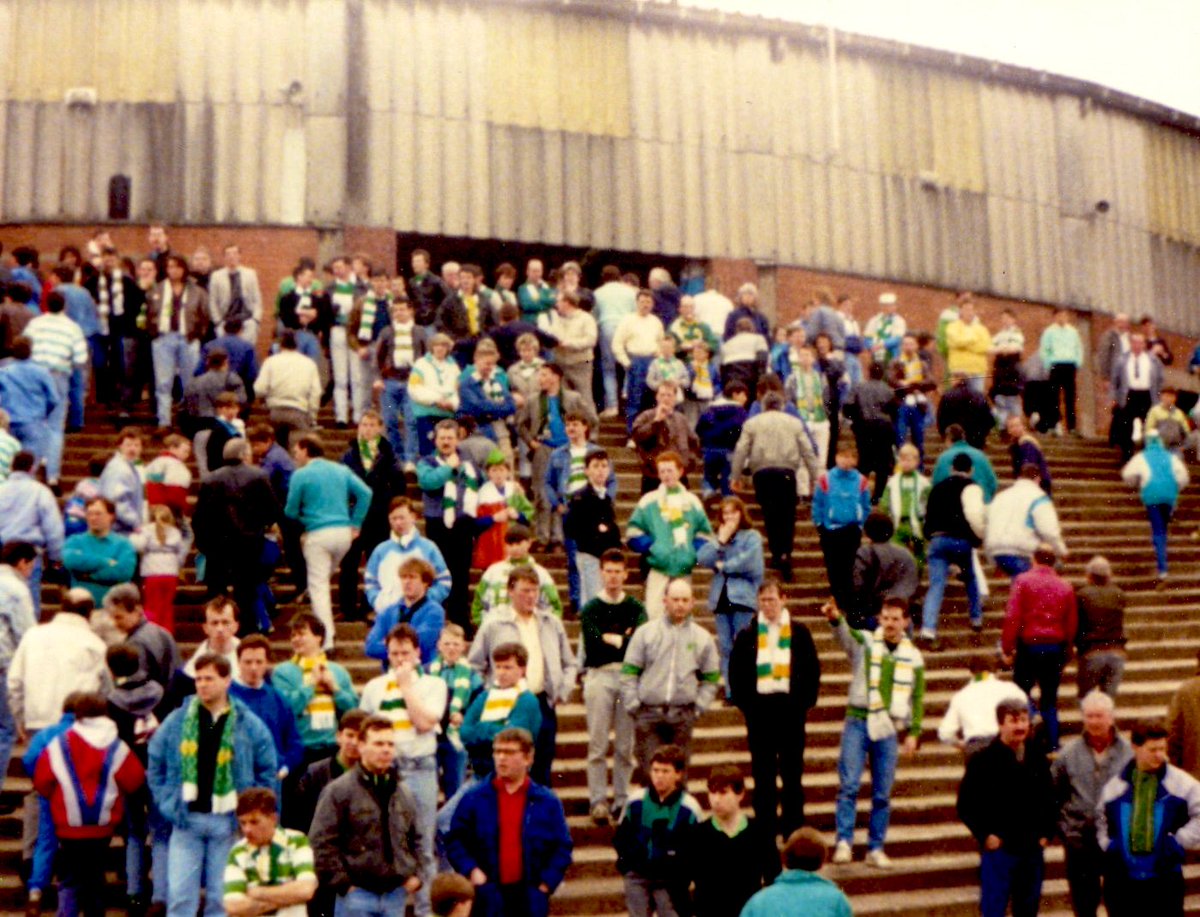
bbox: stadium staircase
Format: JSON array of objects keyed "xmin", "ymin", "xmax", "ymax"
[{"xmin": 3, "ymin": 407, "xmax": 1200, "ymax": 916}]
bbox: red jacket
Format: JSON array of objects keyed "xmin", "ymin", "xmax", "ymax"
[
  {"xmin": 1001, "ymin": 565, "xmax": 1077, "ymax": 656},
  {"xmin": 34, "ymin": 718, "xmax": 145, "ymax": 840}
]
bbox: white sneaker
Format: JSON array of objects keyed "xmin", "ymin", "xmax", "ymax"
[
  {"xmin": 832, "ymin": 840, "xmax": 852, "ymax": 864},
  {"xmin": 403, "ymin": 461, "xmax": 416, "ymax": 473},
  {"xmin": 865, "ymin": 848, "xmax": 892, "ymax": 869},
  {"xmin": 600, "ymin": 408, "xmax": 619, "ymax": 419}
]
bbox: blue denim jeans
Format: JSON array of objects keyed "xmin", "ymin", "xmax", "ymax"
[
  {"xmin": 335, "ymin": 886, "xmax": 409, "ymax": 917},
  {"xmin": 1147, "ymin": 503, "xmax": 1172, "ymax": 574},
  {"xmin": 436, "ymin": 776, "xmax": 478, "ymax": 872},
  {"xmin": 68, "ymin": 364, "xmax": 87, "ymax": 430},
  {"xmin": 45, "ymin": 372, "xmax": 70, "ymax": 483},
  {"xmin": 980, "ymin": 846, "xmax": 1044, "ymax": 917},
  {"xmin": 714, "ymin": 609, "xmax": 755, "ymax": 688},
  {"xmin": 296, "ymin": 330, "xmax": 322, "ymax": 364},
  {"xmin": 896, "ymin": 402, "xmax": 927, "ymax": 465},
  {"xmin": 565, "ymin": 536, "xmax": 580, "ymax": 608},
  {"xmin": 436, "ymin": 735, "xmax": 467, "ymax": 800},
  {"xmin": 702, "ymin": 448, "xmax": 732, "ymax": 497},
  {"xmin": 10, "ymin": 420, "xmax": 49, "ymax": 472},
  {"xmin": 598, "ymin": 323, "xmax": 620, "ymax": 412},
  {"xmin": 382, "ymin": 378, "xmax": 417, "ymax": 464},
  {"xmin": 625, "ymin": 356, "xmax": 653, "ymax": 433},
  {"xmin": 1014, "ymin": 643, "xmax": 1066, "ymax": 750},
  {"xmin": 835, "ymin": 716, "xmax": 898, "ymax": 850},
  {"xmin": 126, "ymin": 794, "xmax": 172, "ymax": 901},
  {"xmin": 166, "ymin": 811, "xmax": 237, "ymax": 917},
  {"xmin": 151, "ymin": 333, "xmax": 199, "ymax": 428},
  {"xmin": 398, "ymin": 755, "xmax": 437, "ymax": 917},
  {"xmin": 993, "ymin": 554, "xmax": 1032, "ymax": 579},
  {"xmin": 29, "ymin": 795, "xmax": 57, "ymax": 892},
  {"xmin": 921, "ymin": 536, "xmax": 982, "ymax": 635},
  {"xmin": 0, "ymin": 677, "xmax": 14, "ymax": 795},
  {"xmin": 576, "ymin": 551, "xmax": 602, "ymax": 608}
]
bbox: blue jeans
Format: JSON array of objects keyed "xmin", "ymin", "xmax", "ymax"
[
  {"xmin": 398, "ymin": 755, "xmax": 437, "ymax": 917},
  {"xmin": 436, "ymin": 776, "xmax": 478, "ymax": 872},
  {"xmin": 565, "ymin": 536, "xmax": 580, "ymax": 608},
  {"xmin": 993, "ymin": 554, "xmax": 1032, "ymax": 579},
  {"xmin": 166, "ymin": 811, "xmax": 237, "ymax": 917},
  {"xmin": 577, "ymin": 551, "xmax": 602, "ymax": 608},
  {"xmin": 598, "ymin": 323, "xmax": 620, "ymax": 411},
  {"xmin": 702, "ymin": 448, "xmax": 732, "ymax": 497},
  {"xmin": 436, "ymin": 735, "xmax": 467, "ymax": 800},
  {"xmin": 921, "ymin": 536, "xmax": 982, "ymax": 634},
  {"xmin": 68, "ymin": 364, "xmax": 87, "ymax": 430},
  {"xmin": 151, "ymin": 333, "xmax": 199, "ymax": 428},
  {"xmin": 714, "ymin": 609, "xmax": 755, "ymax": 688},
  {"xmin": 335, "ymin": 886, "xmax": 409, "ymax": 917},
  {"xmin": 0, "ymin": 677, "xmax": 13, "ymax": 795},
  {"xmin": 625, "ymin": 356, "xmax": 652, "ymax": 433},
  {"xmin": 27, "ymin": 553, "xmax": 42, "ymax": 625},
  {"xmin": 29, "ymin": 795, "xmax": 56, "ymax": 892},
  {"xmin": 296, "ymin": 330, "xmax": 322, "ymax": 364},
  {"xmin": 127, "ymin": 798, "xmax": 171, "ymax": 901},
  {"xmin": 835, "ymin": 716, "xmax": 898, "ymax": 850},
  {"xmin": 1014, "ymin": 643, "xmax": 1065, "ymax": 749},
  {"xmin": 980, "ymin": 846, "xmax": 1044, "ymax": 917},
  {"xmin": 382, "ymin": 378, "xmax": 417, "ymax": 464},
  {"xmin": 1147, "ymin": 503, "xmax": 1172, "ymax": 574},
  {"xmin": 10, "ymin": 420, "xmax": 49, "ymax": 471},
  {"xmin": 45, "ymin": 372, "xmax": 69, "ymax": 483},
  {"xmin": 896, "ymin": 402, "xmax": 927, "ymax": 465}
]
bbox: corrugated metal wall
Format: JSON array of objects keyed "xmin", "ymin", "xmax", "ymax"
[{"xmin": 2, "ymin": 0, "xmax": 1199, "ymax": 330}]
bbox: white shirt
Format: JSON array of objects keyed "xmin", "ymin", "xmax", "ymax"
[
  {"xmin": 359, "ymin": 670, "xmax": 448, "ymax": 760},
  {"xmin": 254, "ymin": 350, "xmax": 322, "ymax": 414},
  {"xmin": 515, "ymin": 613, "xmax": 545, "ymax": 695},
  {"xmin": 612, "ymin": 313, "xmax": 665, "ymax": 365},
  {"xmin": 1124, "ymin": 352, "xmax": 1152, "ymax": 389},
  {"xmin": 693, "ymin": 290, "xmax": 734, "ymax": 339},
  {"xmin": 184, "ymin": 638, "xmax": 240, "ymax": 677},
  {"xmin": 938, "ymin": 676, "xmax": 1028, "ymax": 745}
]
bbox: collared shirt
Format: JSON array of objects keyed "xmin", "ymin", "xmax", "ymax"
[
  {"xmin": 495, "ymin": 776, "xmax": 530, "ymax": 885},
  {"xmin": 1125, "ymin": 352, "xmax": 1152, "ymax": 389}
]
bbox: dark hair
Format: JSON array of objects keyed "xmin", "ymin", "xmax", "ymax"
[
  {"xmin": 224, "ymin": 317, "xmax": 244, "ymax": 336},
  {"xmin": 0, "ymin": 541, "xmax": 37, "ymax": 567},
  {"xmin": 781, "ymin": 827, "xmax": 828, "ymax": 872},
  {"xmin": 506, "ymin": 566, "xmax": 540, "ymax": 591},
  {"xmin": 431, "ymin": 873, "xmax": 475, "ymax": 915},
  {"xmin": 388, "ymin": 495, "xmax": 420, "ymax": 515},
  {"xmin": 106, "ymin": 644, "xmax": 142, "ymax": 680},
  {"xmin": 1033, "ymin": 544, "xmax": 1057, "ymax": 567},
  {"xmin": 967, "ymin": 653, "xmax": 998, "ymax": 676},
  {"xmin": 945, "ymin": 423, "xmax": 966, "ymax": 443},
  {"xmin": 564, "ymin": 411, "xmax": 592, "ymax": 432},
  {"xmin": 73, "ymin": 692, "xmax": 109, "ymax": 720},
  {"xmin": 6, "ymin": 282, "xmax": 33, "ymax": 305},
  {"xmin": 504, "ymin": 523, "xmax": 533, "ymax": 545},
  {"xmin": 585, "ymin": 449, "xmax": 610, "ymax": 467},
  {"xmin": 724, "ymin": 380, "xmax": 749, "ymax": 399},
  {"xmin": 9, "ymin": 451, "xmax": 34, "ymax": 474},
  {"xmin": 237, "ymin": 634, "xmax": 272, "ymax": 658},
  {"xmin": 45, "ymin": 290, "xmax": 66, "ymax": 314},
  {"xmin": 650, "ymin": 744, "xmax": 687, "ymax": 772},
  {"xmin": 757, "ymin": 577, "xmax": 783, "ymax": 597},
  {"xmin": 247, "ymin": 423, "xmax": 275, "ymax": 444},
  {"xmin": 205, "ymin": 595, "xmax": 238, "ymax": 620},
  {"xmin": 338, "ymin": 709, "xmax": 369, "ymax": 733},
  {"xmin": 706, "ymin": 764, "xmax": 745, "ymax": 794},
  {"xmin": 492, "ymin": 641, "xmax": 529, "ymax": 667},
  {"xmin": 85, "ymin": 496, "xmax": 117, "ymax": 516},
  {"xmin": 290, "ymin": 611, "xmax": 326, "ymax": 641},
  {"xmin": 11, "ymin": 338, "xmax": 31, "ymax": 361},
  {"xmin": 165, "ymin": 253, "xmax": 190, "ymax": 275},
  {"xmin": 600, "ymin": 548, "xmax": 626, "ymax": 567},
  {"xmin": 214, "ymin": 392, "xmax": 240, "ymax": 410},
  {"xmin": 12, "ymin": 246, "xmax": 38, "ymax": 268},
  {"xmin": 236, "ymin": 787, "xmax": 278, "ymax": 818},
  {"xmin": 493, "ymin": 727, "xmax": 534, "ymax": 754},
  {"xmin": 541, "ymin": 362, "xmax": 564, "ymax": 379},
  {"xmin": 864, "ymin": 512, "xmax": 894, "ymax": 543},
  {"xmin": 880, "ymin": 596, "xmax": 910, "ymax": 617},
  {"xmin": 192, "ymin": 653, "xmax": 233, "ymax": 678},
  {"xmin": 398, "ymin": 557, "xmax": 435, "ymax": 585},
  {"xmin": 205, "ymin": 348, "xmax": 229, "ymax": 370},
  {"xmin": 951, "ymin": 453, "xmax": 974, "ymax": 473},
  {"xmin": 386, "ymin": 623, "xmax": 420, "ymax": 650},
  {"xmin": 600, "ymin": 265, "xmax": 622, "ymax": 283},
  {"xmin": 1020, "ymin": 462, "xmax": 1042, "ymax": 482},
  {"xmin": 359, "ymin": 714, "xmax": 395, "ymax": 740},
  {"xmin": 293, "ymin": 433, "xmax": 325, "ymax": 458},
  {"xmin": 995, "ymin": 698, "xmax": 1029, "ymax": 724},
  {"xmin": 104, "ymin": 582, "xmax": 142, "ymax": 613}
]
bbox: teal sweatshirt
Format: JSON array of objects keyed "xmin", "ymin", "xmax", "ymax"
[{"xmin": 284, "ymin": 458, "xmax": 372, "ymax": 533}]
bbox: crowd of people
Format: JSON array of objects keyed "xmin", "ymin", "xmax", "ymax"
[{"xmin": 0, "ymin": 227, "xmax": 1199, "ymax": 917}]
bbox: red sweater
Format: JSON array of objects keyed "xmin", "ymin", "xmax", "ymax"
[
  {"xmin": 34, "ymin": 721, "xmax": 145, "ymax": 840},
  {"xmin": 494, "ymin": 776, "xmax": 529, "ymax": 885},
  {"xmin": 1001, "ymin": 565, "xmax": 1077, "ymax": 656}
]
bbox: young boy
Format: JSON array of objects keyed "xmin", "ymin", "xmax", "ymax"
[
  {"xmin": 470, "ymin": 524, "xmax": 562, "ymax": 625},
  {"xmin": 646, "ymin": 335, "xmax": 689, "ymax": 404},
  {"xmin": 687, "ymin": 766, "xmax": 780, "ymax": 917},
  {"xmin": 564, "ymin": 450, "xmax": 620, "ymax": 607},
  {"xmin": 696, "ymin": 381, "xmax": 749, "ymax": 497},
  {"xmin": 458, "ymin": 338, "xmax": 516, "ymax": 454},
  {"xmin": 880, "ymin": 443, "xmax": 931, "ymax": 570},
  {"xmin": 684, "ymin": 339, "xmax": 719, "ymax": 428},
  {"xmin": 813, "ymin": 445, "xmax": 872, "ymax": 616},
  {"xmin": 364, "ymin": 557, "xmax": 446, "ymax": 666},
  {"xmin": 142, "ymin": 433, "xmax": 193, "ymax": 524},
  {"xmin": 223, "ymin": 788, "xmax": 317, "ymax": 917},
  {"xmin": 614, "ymin": 744, "xmax": 703, "ymax": 917},
  {"xmin": 579, "ymin": 550, "xmax": 646, "ymax": 824},
  {"xmin": 430, "ymin": 873, "xmax": 475, "ymax": 917},
  {"xmin": 427, "ymin": 624, "xmax": 483, "ymax": 799},
  {"xmin": 507, "ymin": 333, "xmax": 546, "ymax": 479},
  {"xmin": 459, "ymin": 642, "xmax": 543, "ymax": 781},
  {"xmin": 1147, "ymin": 385, "xmax": 1191, "ymax": 456},
  {"xmin": 784, "ymin": 344, "xmax": 831, "ymax": 477},
  {"xmin": 472, "ymin": 452, "xmax": 533, "ymax": 570}
]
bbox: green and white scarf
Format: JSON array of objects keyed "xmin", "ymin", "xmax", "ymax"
[
  {"xmin": 866, "ymin": 629, "xmax": 919, "ymax": 741},
  {"xmin": 330, "ymin": 280, "xmax": 356, "ymax": 325},
  {"xmin": 792, "ymin": 370, "xmax": 826, "ymax": 422},
  {"xmin": 358, "ymin": 295, "xmax": 390, "ymax": 343},
  {"xmin": 480, "ymin": 680, "xmax": 527, "ymax": 723},
  {"xmin": 180, "ymin": 698, "xmax": 238, "ymax": 814},
  {"xmin": 755, "ymin": 611, "xmax": 791, "ymax": 694},
  {"xmin": 471, "ymin": 366, "xmax": 506, "ymax": 404},
  {"xmin": 442, "ymin": 458, "xmax": 481, "ymax": 527},
  {"xmin": 358, "ymin": 437, "xmax": 379, "ymax": 472},
  {"xmin": 567, "ymin": 446, "xmax": 589, "ymax": 494},
  {"xmin": 295, "ymin": 654, "xmax": 337, "ymax": 732},
  {"xmin": 888, "ymin": 471, "xmax": 926, "ymax": 538},
  {"xmin": 377, "ymin": 668, "xmax": 424, "ymax": 736},
  {"xmin": 658, "ymin": 486, "xmax": 692, "ymax": 547},
  {"xmin": 96, "ymin": 269, "xmax": 125, "ymax": 335},
  {"xmin": 429, "ymin": 658, "xmax": 474, "ymax": 749},
  {"xmin": 391, "ymin": 321, "xmax": 415, "ymax": 369}
]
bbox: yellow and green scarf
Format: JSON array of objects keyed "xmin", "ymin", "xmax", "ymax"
[
  {"xmin": 755, "ymin": 612, "xmax": 791, "ymax": 693},
  {"xmin": 295, "ymin": 654, "xmax": 337, "ymax": 732},
  {"xmin": 480, "ymin": 680, "xmax": 527, "ymax": 723},
  {"xmin": 180, "ymin": 698, "xmax": 238, "ymax": 814}
]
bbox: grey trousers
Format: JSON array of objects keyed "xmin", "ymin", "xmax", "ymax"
[{"xmin": 583, "ymin": 666, "xmax": 635, "ymax": 810}]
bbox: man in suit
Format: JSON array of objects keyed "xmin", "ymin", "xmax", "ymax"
[
  {"xmin": 438, "ymin": 264, "xmax": 495, "ymax": 368},
  {"xmin": 1096, "ymin": 313, "xmax": 1132, "ymax": 397},
  {"xmin": 1110, "ymin": 332, "xmax": 1163, "ymax": 461},
  {"xmin": 207, "ymin": 245, "xmax": 263, "ymax": 346}
]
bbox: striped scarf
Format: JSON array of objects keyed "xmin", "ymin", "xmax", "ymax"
[
  {"xmin": 866, "ymin": 629, "xmax": 919, "ymax": 741},
  {"xmin": 429, "ymin": 657, "xmax": 474, "ymax": 749},
  {"xmin": 180, "ymin": 699, "xmax": 237, "ymax": 814},
  {"xmin": 330, "ymin": 281, "xmax": 356, "ymax": 325},
  {"xmin": 888, "ymin": 471, "xmax": 925, "ymax": 538},
  {"xmin": 792, "ymin": 370, "xmax": 826, "ymax": 422},
  {"xmin": 755, "ymin": 612, "xmax": 791, "ymax": 693},
  {"xmin": 391, "ymin": 321, "xmax": 415, "ymax": 369},
  {"xmin": 1130, "ymin": 768, "xmax": 1159, "ymax": 855},
  {"xmin": 377, "ymin": 669, "xmax": 424, "ymax": 736},
  {"xmin": 359, "ymin": 295, "xmax": 389, "ymax": 343},
  {"xmin": 358, "ymin": 437, "xmax": 379, "ymax": 471},
  {"xmin": 659, "ymin": 486, "xmax": 693, "ymax": 547},
  {"xmin": 479, "ymin": 681, "xmax": 527, "ymax": 723},
  {"xmin": 692, "ymin": 360, "xmax": 714, "ymax": 401},
  {"xmin": 96, "ymin": 270, "xmax": 125, "ymax": 335},
  {"xmin": 441, "ymin": 457, "xmax": 481, "ymax": 527},
  {"xmin": 294, "ymin": 654, "xmax": 336, "ymax": 732},
  {"xmin": 158, "ymin": 283, "xmax": 189, "ymax": 337},
  {"xmin": 567, "ymin": 446, "xmax": 589, "ymax": 494},
  {"xmin": 463, "ymin": 294, "xmax": 481, "ymax": 336},
  {"xmin": 471, "ymin": 366, "xmax": 506, "ymax": 404}
]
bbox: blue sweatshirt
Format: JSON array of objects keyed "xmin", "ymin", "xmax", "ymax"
[
  {"xmin": 229, "ymin": 679, "xmax": 305, "ymax": 778},
  {"xmin": 284, "ymin": 458, "xmax": 372, "ymax": 533},
  {"xmin": 812, "ymin": 467, "xmax": 871, "ymax": 530},
  {"xmin": 0, "ymin": 360, "xmax": 58, "ymax": 423}
]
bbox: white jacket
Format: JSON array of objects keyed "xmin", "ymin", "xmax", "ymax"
[
  {"xmin": 7, "ymin": 614, "xmax": 108, "ymax": 730},
  {"xmin": 254, "ymin": 350, "xmax": 321, "ymax": 415},
  {"xmin": 984, "ymin": 478, "xmax": 1066, "ymax": 558},
  {"xmin": 937, "ymin": 675, "xmax": 1028, "ymax": 745}
]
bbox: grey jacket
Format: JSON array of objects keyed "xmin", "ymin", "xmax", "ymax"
[
  {"xmin": 468, "ymin": 606, "xmax": 578, "ymax": 705},
  {"xmin": 1110, "ymin": 351, "xmax": 1163, "ymax": 407},
  {"xmin": 730, "ymin": 410, "xmax": 821, "ymax": 481},
  {"xmin": 309, "ymin": 764, "xmax": 426, "ymax": 894},
  {"xmin": 620, "ymin": 616, "xmax": 720, "ymax": 714},
  {"xmin": 1051, "ymin": 731, "xmax": 1133, "ymax": 845}
]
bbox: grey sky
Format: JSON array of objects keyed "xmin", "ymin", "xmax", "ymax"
[{"xmin": 678, "ymin": 0, "xmax": 1200, "ymax": 117}]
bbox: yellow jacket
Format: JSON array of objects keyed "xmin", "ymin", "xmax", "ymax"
[{"xmin": 946, "ymin": 319, "xmax": 992, "ymax": 376}]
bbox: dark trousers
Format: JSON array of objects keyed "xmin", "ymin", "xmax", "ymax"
[
  {"xmin": 206, "ymin": 546, "xmax": 266, "ymax": 636},
  {"xmin": 1013, "ymin": 643, "xmax": 1066, "ymax": 750},
  {"xmin": 1113, "ymin": 390, "xmax": 1152, "ymax": 460},
  {"xmin": 425, "ymin": 516, "xmax": 475, "ymax": 632},
  {"xmin": 753, "ymin": 468, "xmax": 798, "ymax": 567},
  {"xmin": 1049, "ymin": 363, "xmax": 1077, "ymax": 431},
  {"xmin": 633, "ymin": 706, "xmax": 695, "ymax": 781},
  {"xmin": 855, "ymin": 419, "xmax": 895, "ymax": 502},
  {"xmin": 338, "ymin": 520, "xmax": 388, "ymax": 619},
  {"xmin": 1104, "ymin": 870, "xmax": 1184, "ymax": 917},
  {"xmin": 1064, "ymin": 838, "xmax": 1105, "ymax": 917},
  {"xmin": 980, "ymin": 846, "xmax": 1044, "ymax": 917},
  {"xmin": 745, "ymin": 696, "xmax": 808, "ymax": 840},
  {"xmin": 818, "ymin": 525, "xmax": 862, "ymax": 613},
  {"xmin": 533, "ymin": 693, "xmax": 558, "ymax": 787},
  {"xmin": 56, "ymin": 837, "xmax": 111, "ymax": 917}
]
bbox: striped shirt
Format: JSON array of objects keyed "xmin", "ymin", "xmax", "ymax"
[
  {"xmin": 223, "ymin": 828, "xmax": 315, "ymax": 901},
  {"xmin": 0, "ymin": 429, "xmax": 20, "ymax": 482},
  {"xmin": 25, "ymin": 314, "xmax": 88, "ymax": 375}
]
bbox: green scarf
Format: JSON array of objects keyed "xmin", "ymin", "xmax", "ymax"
[
  {"xmin": 358, "ymin": 294, "xmax": 390, "ymax": 342},
  {"xmin": 756, "ymin": 611, "xmax": 791, "ymax": 692},
  {"xmin": 358, "ymin": 437, "xmax": 379, "ymax": 471},
  {"xmin": 181, "ymin": 698, "xmax": 238, "ymax": 814},
  {"xmin": 792, "ymin": 369, "xmax": 826, "ymax": 422},
  {"xmin": 1130, "ymin": 768, "xmax": 1159, "ymax": 855}
]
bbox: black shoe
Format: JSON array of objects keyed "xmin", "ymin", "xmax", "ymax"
[{"xmin": 127, "ymin": 894, "xmax": 149, "ymax": 917}]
